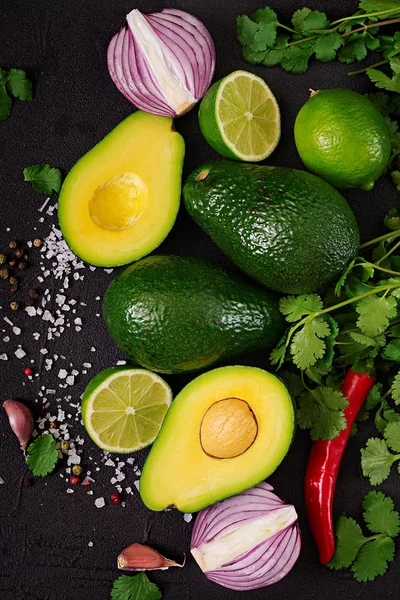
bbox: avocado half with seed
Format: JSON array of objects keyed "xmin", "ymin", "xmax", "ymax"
[
  {"xmin": 58, "ymin": 111, "xmax": 185, "ymax": 267},
  {"xmin": 140, "ymin": 365, "xmax": 295, "ymax": 512}
]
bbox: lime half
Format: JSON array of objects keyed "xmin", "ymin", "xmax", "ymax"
[
  {"xmin": 198, "ymin": 70, "xmax": 280, "ymax": 162},
  {"xmin": 81, "ymin": 367, "xmax": 172, "ymax": 453}
]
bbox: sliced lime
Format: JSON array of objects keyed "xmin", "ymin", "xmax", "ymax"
[
  {"xmin": 198, "ymin": 70, "xmax": 280, "ymax": 162},
  {"xmin": 81, "ymin": 367, "xmax": 172, "ymax": 453}
]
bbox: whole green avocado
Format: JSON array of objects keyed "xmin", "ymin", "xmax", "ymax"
[
  {"xmin": 183, "ymin": 161, "xmax": 360, "ymax": 294},
  {"xmin": 103, "ymin": 255, "xmax": 284, "ymax": 374}
]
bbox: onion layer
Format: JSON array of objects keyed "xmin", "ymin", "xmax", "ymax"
[
  {"xmin": 107, "ymin": 8, "xmax": 216, "ymax": 117},
  {"xmin": 190, "ymin": 482, "xmax": 301, "ymax": 590}
]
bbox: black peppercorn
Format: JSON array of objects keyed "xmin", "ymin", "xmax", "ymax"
[{"xmin": 15, "ymin": 249, "xmax": 24, "ymax": 259}]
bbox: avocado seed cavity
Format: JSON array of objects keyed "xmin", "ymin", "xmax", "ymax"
[
  {"xmin": 200, "ymin": 398, "xmax": 258, "ymax": 459},
  {"xmin": 89, "ymin": 173, "xmax": 147, "ymax": 231}
]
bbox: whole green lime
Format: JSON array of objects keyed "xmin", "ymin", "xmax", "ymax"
[{"xmin": 294, "ymin": 88, "xmax": 391, "ymax": 191}]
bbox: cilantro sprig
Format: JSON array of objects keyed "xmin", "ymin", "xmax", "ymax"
[
  {"xmin": 328, "ymin": 491, "xmax": 399, "ymax": 582},
  {"xmin": 111, "ymin": 574, "xmax": 161, "ymax": 600},
  {"xmin": 26, "ymin": 433, "xmax": 59, "ymax": 477},
  {"xmin": 271, "ymin": 212, "xmax": 400, "ymax": 440},
  {"xmin": 237, "ymin": 2, "xmax": 400, "ymax": 75},
  {"xmin": 0, "ymin": 68, "xmax": 32, "ymax": 121}
]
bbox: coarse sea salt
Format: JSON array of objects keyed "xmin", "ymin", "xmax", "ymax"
[{"xmin": 95, "ymin": 497, "xmax": 105, "ymax": 508}]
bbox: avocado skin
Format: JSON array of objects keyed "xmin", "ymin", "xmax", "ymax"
[
  {"xmin": 183, "ymin": 161, "xmax": 360, "ymax": 294},
  {"xmin": 103, "ymin": 255, "xmax": 284, "ymax": 374}
]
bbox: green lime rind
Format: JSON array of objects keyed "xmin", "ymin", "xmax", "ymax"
[
  {"xmin": 198, "ymin": 70, "xmax": 281, "ymax": 162},
  {"xmin": 81, "ymin": 366, "xmax": 172, "ymax": 454},
  {"xmin": 294, "ymin": 89, "xmax": 391, "ymax": 191}
]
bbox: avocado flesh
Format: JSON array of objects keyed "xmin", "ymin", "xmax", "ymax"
[
  {"xmin": 103, "ymin": 255, "xmax": 284, "ymax": 374},
  {"xmin": 140, "ymin": 365, "xmax": 295, "ymax": 512},
  {"xmin": 58, "ymin": 111, "xmax": 184, "ymax": 267},
  {"xmin": 183, "ymin": 161, "xmax": 359, "ymax": 294}
]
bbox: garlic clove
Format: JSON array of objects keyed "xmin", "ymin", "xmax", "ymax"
[
  {"xmin": 3, "ymin": 400, "xmax": 34, "ymax": 453},
  {"xmin": 117, "ymin": 543, "xmax": 185, "ymax": 571}
]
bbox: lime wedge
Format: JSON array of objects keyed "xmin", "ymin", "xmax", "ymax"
[
  {"xmin": 198, "ymin": 70, "xmax": 280, "ymax": 162},
  {"xmin": 81, "ymin": 367, "xmax": 172, "ymax": 453}
]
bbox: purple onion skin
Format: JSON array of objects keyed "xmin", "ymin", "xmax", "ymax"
[
  {"xmin": 191, "ymin": 482, "xmax": 301, "ymax": 591},
  {"xmin": 107, "ymin": 8, "xmax": 216, "ymax": 117}
]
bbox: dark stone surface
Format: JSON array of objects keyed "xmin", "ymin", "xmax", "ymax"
[{"xmin": 0, "ymin": 1, "xmax": 399, "ymax": 599}]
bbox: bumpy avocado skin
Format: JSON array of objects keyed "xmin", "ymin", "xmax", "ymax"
[
  {"xmin": 103, "ymin": 255, "xmax": 284, "ymax": 374},
  {"xmin": 183, "ymin": 161, "xmax": 360, "ymax": 294}
]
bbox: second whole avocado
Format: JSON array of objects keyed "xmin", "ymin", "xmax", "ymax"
[
  {"xmin": 183, "ymin": 161, "xmax": 360, "ymax": 294},
  {"xmin": 103, "ymin": 255, "xmax": 284, "ymax": 374}
]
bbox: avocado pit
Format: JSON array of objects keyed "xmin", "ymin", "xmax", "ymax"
[
  {"xmin": 200, "ymin": 397, "xmax": 258, "ymax": 459},
  {"xmin": 89, "ymin": 172, "xmax": 147, "ymax": 231}
]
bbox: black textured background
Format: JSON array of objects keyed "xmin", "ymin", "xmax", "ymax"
[{"xmin": 1, "ymin": 1, "xmax": 399, "ymax": 599}]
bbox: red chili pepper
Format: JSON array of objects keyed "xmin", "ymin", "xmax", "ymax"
[{"xmin": 305, "ymin": 368, "xmax": 375, "ymax": 565}]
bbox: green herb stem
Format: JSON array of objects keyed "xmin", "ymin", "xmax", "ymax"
[
  {"xmin": 331, "ymin": 8, "xmax": 400, "ymax": 26},
  {"xmin": 278, "ymin": 22, "xmax": 298, "ymax": 34},
  {"xmin": 286, "ymin": 16, "xmax": 400, "ymax": 48},
  {"xmin": 352, "ymin": 261, "xmax": 400, "ymax": 277},
  {"xmin": 359, "ymin": 230, "xmax": 400, "ymax": 250},
  {"xmin": 348, "ymin": 60, "xmax": 389, "ymax": 76},
  {"xmin": 341, "ymin": 17, "xmax": 400, "ymax": 38},
  {"xmin": 375, "ymin": 239, "xmax": 400, "ymax": 266}
]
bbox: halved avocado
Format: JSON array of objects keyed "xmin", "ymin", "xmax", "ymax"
[
  {"xmin": 58, "ymin": 111, "xmax": 185, "ymax": 267},
  {"xmin": 140, "ymin": 365, "xmax": 294, "ymax": 513}
]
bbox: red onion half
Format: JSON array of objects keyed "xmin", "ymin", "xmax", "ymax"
[
  {"xmin": 191, "ymin": 482, "xmax": 301, "ymax": 590},
  {"xmin": 107, "ymin": 8, "xmax": 216, "ymax": 117}
]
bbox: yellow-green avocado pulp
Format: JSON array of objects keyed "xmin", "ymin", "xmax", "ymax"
[
  {"xmin": 140, "ymin": 365, "xmax": 294, "ymax": 513},
  {"xmin": 58, "ymin": 111, "xmax": 185, "ymax": 267}
]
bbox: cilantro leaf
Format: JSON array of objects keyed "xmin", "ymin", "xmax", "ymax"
[
  {"xmin": 314, "ymin": 32, "xmax": 342, "ymax": 62},
  {"xmin": 361, "ymin": 437, "xmax": 395, "ymax": 485},
  {"xmin": 328, "ymin": 517, "xmax": 365, "ymax": 570},
  {"xmin": 359, "ymin": 0, "xmax": 400, "ymax": 14},
  {"xmin": 339, "ymin": 33, "xmax": 369, "ymax": 63},
  {"xmin": 290, "ymin": 317, "xmax": 330, "ymax": 370},
  {"xmin": 356, "ymin": 294, "xmax": 397, "ymax": 336},
  {"xmin": 270, "ymin": 341, "xmax": 286, "ymax": 367},
  {"xmin": 366, "ymin": 383, "xmax": 383, "ymax": 410},
  {"xmin": 384, "ymin": 421, "xmax": 400, "ymax": 452},
  {"xmin": 392, "ymin": 171, "xmax": 400, "ymax": 191},
  {"xmin": 382, "ymin": 338, "xmax": 400, "ymax": 360},
  {"xmin": 335, "ymin": 259, "xmax": 356, "ymax": 295},
  {"xmin": 237, "ymin": 8, "xmax": 278, "ymax": 52},
  {"xmin": 279, "ymin": 371, "xmax": 304, "ymax": 398},
  {"xmin": 26, "ymin": 434, "xmax": 59, "ymax": 477},
  {"xmin": 375, "ymin": 400, "xmax": 400, "ymax": 434},
  {"xmin": 384, "ymin": 207, "xmax": 400, "ymax": 230},
  {"xmin": 281, "ymin": 42, "xmax": 315, "ymax": 75},
  {"xmin": 301, "ymin": 11, "xmax": 329, "ymax": 33},
  {"xmin": 291, "ymin": 8, "xmax": 311, "ymax": 33},
  {"xmin": 23, "ymin": 163, "xmax": 63, "ymax": 195},
  {"xmin": 111, "ymin": 574, "xmax": 161, "ymax": 600},
  {"xmin": 352, "ymin": 536, "xmax": 395, "ymax": 582},
  {"xmin": 366, "ymin": 91, "xmax": 394, "ymax": 116},
  {"xmin": 363, "ymin": 490, "xmax": 400, "ymax": 537},
  {"xmin": 279, "ymin": 294, "xmax": 322, "ymax": 322},
  {"xmin": 0, "ymin": 68, "xmax": 12, "ymax": 121},
  {"xmin": 391, "ymin": 372, "xmax": 400, "ymax": 404},
  {"xmin": 261, "ymin": 34, "xmax": 288, "ymax": 67},
  {"xmin": 367, "ymin": 67, "xmax": 400, "ymax": 93},
  {"xmin": 7, "ymin": 68, "xmax": 32, "ymax": 101},
  {"xmin": 297, "ymin": 386, "xmax": 348, "ymax": 440}
]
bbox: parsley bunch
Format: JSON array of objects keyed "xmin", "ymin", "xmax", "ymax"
[
  {"xmin": 328, "ymin": 491, "xmax": 399, "ymax": 582},
  {"xmin": 237, "ymin": 1, "xmax": 400, "ymax": 76},
  {"xmin": 272, "ymin": 212, "xmax": 400, "ymax": 440},
  {"xmin": 0, "ymin": 68, "xmax": 32, "ymax": 121}
]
